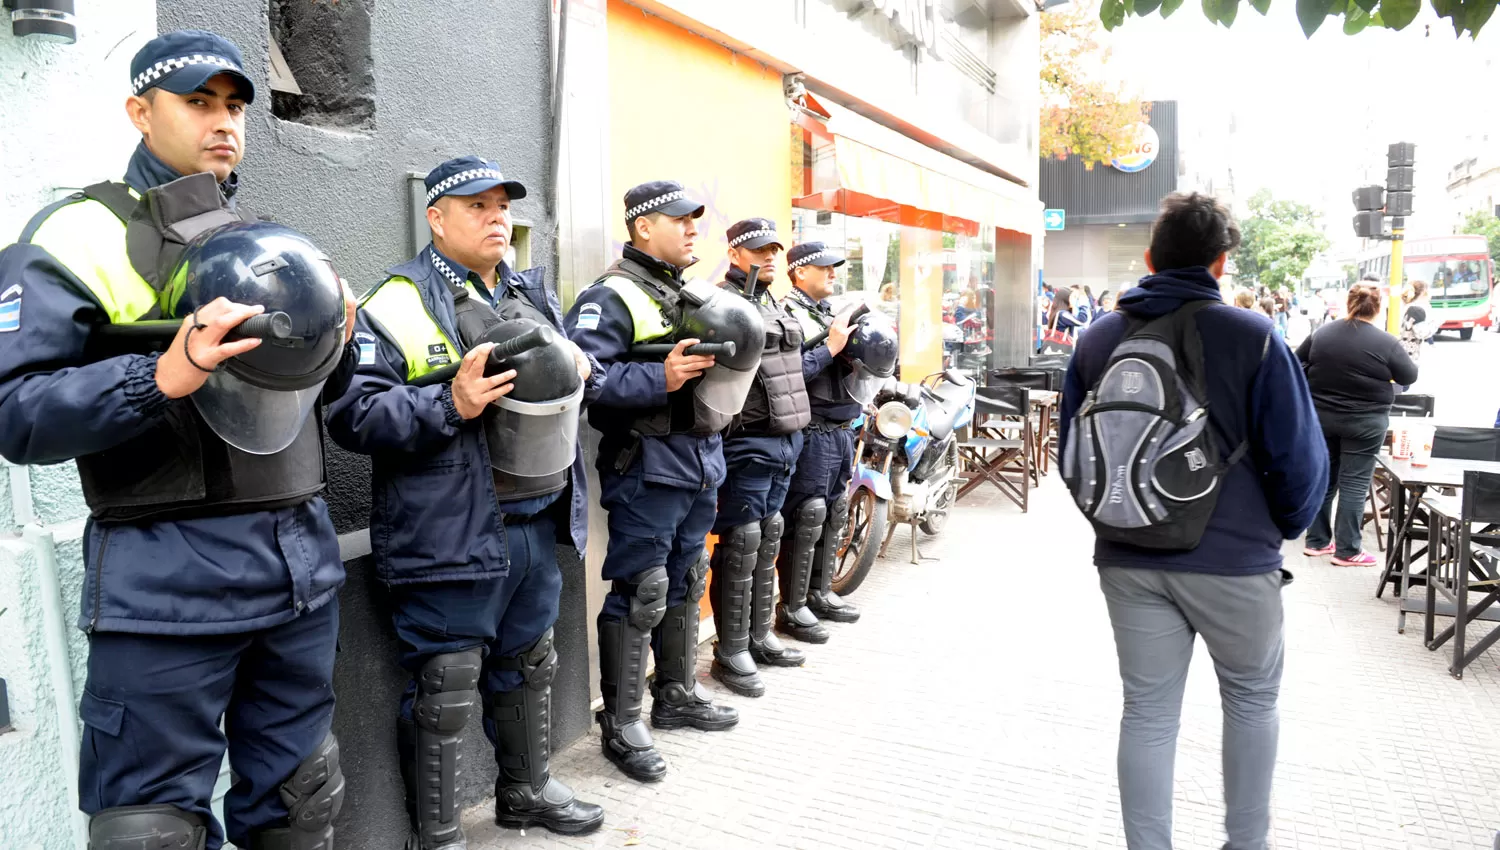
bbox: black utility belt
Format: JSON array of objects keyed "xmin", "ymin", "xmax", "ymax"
[{"xmin": 807, "ymin": 418, "xmax": 854, "ymax": 433}]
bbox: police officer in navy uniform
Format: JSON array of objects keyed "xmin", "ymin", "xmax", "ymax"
[
  {"xmin": 780, "ymin": 242, "xmax": 863, "ymax": 642},
  {"xmin": 562, "ymin": 181, "xmax": 744, "ymax": 783},
  {"xmin": 708, "ymin": 218, "xmax": 813, "ymax": 696},
  {"xmin": 0, "ymin": 31, "xmax": 358, "ymax": 850},
  {"xmin": 327, "ymin": 157, "xmax": 606, "ymax": 848}
]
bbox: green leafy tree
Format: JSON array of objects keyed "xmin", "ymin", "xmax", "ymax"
[
  {"xmin": 1234, "ymin": 189, "xmax": 1332, "ymax": 291},
  {"xmin": 1343, "ymin": 263, "xmax": 1359, "ymax": 285},
  {"xmin": 1460, "ymin": 210, "xmax": 1500, "ymax": 264},
  {"xmin": 1101, "ymin": 0, "xmax": 1493, "ymax": 40}
]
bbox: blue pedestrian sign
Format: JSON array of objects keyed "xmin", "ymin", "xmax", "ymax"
[{"xmin": 1044, "ymin": 209, "xmax": 1066, "ymax": 231}]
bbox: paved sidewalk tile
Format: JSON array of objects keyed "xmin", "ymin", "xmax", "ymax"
[{"xmin": 465, "ymin": 482, "xmax": 1500, "ymax": 850}]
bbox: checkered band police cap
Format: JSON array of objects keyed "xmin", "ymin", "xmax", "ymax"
[
  {"xmin": 787, "ymin": 242, "xmax": 847, "ymax": 270},
  {"xmin": 623, "ymin": 180, "xmax": 706, "ymax": 224},
  {"xmin": 726, "ymin": 218, "xmax": 783, "ymax": 251},
  {"xmin": 424, "ymin": 156, "xmax": 528, "ymax": 206},
  {"xmin": 129, "ymin": 30, "xmax": 255, "ymax": 103}
]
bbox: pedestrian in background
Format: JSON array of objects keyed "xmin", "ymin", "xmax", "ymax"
[
  {"xmin": 1399, "ymin": 279, "xmax": 1433, "ymax": 363},
  {"xmin": 1297, "ymin": 282, "xmax": 1418, "ymax": 567},
  {"xmin": 1233, "ymin": 289, "xmax": 1256, "ymax": 310},
  {"xmin": 1098, "ymin": 289, "xmax": 1116, "ymax": 313},
  {"xmin": 1060, "ymin": 192, "xmax": 1326, "ymax": 850}
]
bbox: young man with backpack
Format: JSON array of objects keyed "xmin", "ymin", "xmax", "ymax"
[{"xmin": 1059, "ymin": 192, "xmax": 1328, "ymax": 850}]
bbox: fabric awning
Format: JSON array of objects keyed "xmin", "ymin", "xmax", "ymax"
[{"xmin": 832, "ymin": 134, "xmax": 1040, "ymax": 236}]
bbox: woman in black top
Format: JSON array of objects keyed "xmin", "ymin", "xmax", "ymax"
[{"xmin": 1295, "ymin": 281, "xmax": 1419, "ymax": 566}]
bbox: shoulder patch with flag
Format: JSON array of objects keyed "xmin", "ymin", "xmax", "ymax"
[
  {"xmin": 574, "ymin": 301, "xmax": 602, "ymax": 331},
  {"xmin": 355, "ymin": 331, "xmax": 376, "ymax": 366},
  {"xmin": 0, "ymin": 284, "xmax": 22, "ymax": 333}
]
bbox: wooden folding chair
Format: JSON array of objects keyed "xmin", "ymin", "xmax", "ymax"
[{"xmin": 956, "ymin": 384, "xmax": 1031, "ymax": 512}]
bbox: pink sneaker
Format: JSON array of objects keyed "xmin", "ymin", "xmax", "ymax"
[
  {"xmin": 1332, "ymin": 551, "xmax": 1378, "ymax": 567},
  {"xmin": 1303, "ymin": 543, "xmax": 1335, "ymax": 556}
]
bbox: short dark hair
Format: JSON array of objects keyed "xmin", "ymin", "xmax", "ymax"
[
  {"xmin": 625, "ymin": 211, "xmax": 663, "ymax": 245},
  {"xmin": 1147, "ymin": 192, "xmax": 1241, "ymax": 272}
]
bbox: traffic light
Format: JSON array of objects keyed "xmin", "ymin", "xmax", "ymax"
[
  {"xmin": 1386, "ymin": 141, "xmax": 1415, "ymax": 219},
  {"xmin": 1353, "ymin": 185, "xmax": 1384, "ymax": 238}
]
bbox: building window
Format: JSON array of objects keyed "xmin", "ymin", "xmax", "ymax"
[{"xmin": 268, "ymin": 0, "xmax": 375, "ymax": 130}]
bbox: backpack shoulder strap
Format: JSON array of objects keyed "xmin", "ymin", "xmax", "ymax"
[{"xmin": 81, "ymin": 182, "xmax": 140, "ymax": 224}]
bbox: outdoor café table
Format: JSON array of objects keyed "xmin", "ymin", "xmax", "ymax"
[
  {"xmin": 1373, "ymin": 453, "xmax": 1500, "ymax": 633},
  {"xmin": 1029, "ymin": 390, "xmax": 1058, "ymax": 479}
]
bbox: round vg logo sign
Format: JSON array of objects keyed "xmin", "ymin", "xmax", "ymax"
[{"xmin": 1110, "ymin": 123, "xmax": 1159, "ymax": 173}]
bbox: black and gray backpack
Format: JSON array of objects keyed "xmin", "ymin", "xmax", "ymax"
[{"xmin": 1061, "ymin": 301, "xmax": 1250, "ymax": 550}]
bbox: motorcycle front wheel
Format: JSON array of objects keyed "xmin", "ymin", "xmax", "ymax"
[
  {"xmin": 834, "ymin": 486, "xmax": 886, "ymax": 596},
  {"xmin": 919, "ymin": 443, "xmax": 961, "ymax": 536}
]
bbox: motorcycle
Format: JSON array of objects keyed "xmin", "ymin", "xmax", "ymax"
[{"xmin": 832, "ymin": 369, "xmax": 977, "ymax": 594}]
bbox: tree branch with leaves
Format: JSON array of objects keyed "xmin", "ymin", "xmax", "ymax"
[
  {"xmin": 1102, "ymin": 0, "xmax": 1491, "ymax": 40},
  {"xmin": 1041, "ymin": 1, "xmax": 1152, "ymax": 167}
]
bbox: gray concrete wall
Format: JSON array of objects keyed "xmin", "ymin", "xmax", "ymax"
[
  {"xmin": 0, "ymin": 4, "xmax": 159, "ymax": 846},
  {"xmin": 149, "ymin": 3, "xmax": 576, "ymax": 847}
]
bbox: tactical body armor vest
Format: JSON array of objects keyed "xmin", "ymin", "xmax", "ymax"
[{"xmin": 26, "ymin": 178, "xmax": 325, "ymax": 522}]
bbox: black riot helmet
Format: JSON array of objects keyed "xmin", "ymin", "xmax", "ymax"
[
  {"xmin": 677, "ymin": 279, "xmax": 765, "ymax": 419},
  {"xmin": 168, "ymin": 221, "xmax": 347, "ymax": 455},
  {"xmin": 478, "ymin": 318, "xmax": 585, "ymax": 480},
  {"xmin": 840, "ymin": 310, "xmax": 899, "ymax": 405}
]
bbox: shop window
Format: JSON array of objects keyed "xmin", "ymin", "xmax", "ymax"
[{"xmin": 268, "ymin": 0, "xmax": 375, "ymax": 130}]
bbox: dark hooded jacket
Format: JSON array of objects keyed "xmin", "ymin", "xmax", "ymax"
[{"xmin": 1059, "ymin": 267, "xmax": 1328, "ymax": 576}]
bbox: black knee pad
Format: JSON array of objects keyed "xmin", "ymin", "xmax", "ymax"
[
  {"xmin": 795, "ymin": 498, "xmax": 827, "ymax": 533},
  {"xmin": 719, "ymin": 521, "xmax": 761, "ymax": 576},
  {"xmin": 625, "ymin": 565, "xmax": 669, "ymax": 630},
  {"xmin": 278, "ymin": 732, "xmax": 346, "ymax": 850},
  {"xmin": 415, "ymin": 649, "xmax": 483, "ymax": 735},
  {"xmin": 685, "ymin": 551, "xmax": 709, "ymax": 602},
  {"xmin": 760, "ymin": 512, "xmax": 785, "ymax": 543},
  {"xmin": 510, "ymin": 628, "xmax": 559, "ymax": 691},
  {"xmin": 89, "ymin": 805, "xmax": 207, "ymax": 850}
]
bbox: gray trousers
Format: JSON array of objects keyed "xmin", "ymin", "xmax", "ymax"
[{"xmin": 1099, "ymin": 566, "xmax": 1289, "ymax": 850}]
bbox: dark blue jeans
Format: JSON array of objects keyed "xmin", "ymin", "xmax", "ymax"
[
  {"xmin": 1306, "ymin": 411, "xmax": 1388, "ymax": 558},
  {"xmin": 79, "ymin": 600, "xmax": 339, "ymax": 850},
  {"xmin": 389, "ymin": 512, "xmax": 564, "ymax": 745},
  {"xmin": 597, "ymin": 463, "xmax": 718, "ymax": 616}
]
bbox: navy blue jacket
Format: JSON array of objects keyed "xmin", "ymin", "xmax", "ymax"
[
  {"xmin": 563, "ymin": 246, "xmax": 725, "ymax": 491},
  {"xmin": 326, "ymin": 247, "xmax": 602, "ymax": 584},
  {"xmin": 1059, "ymin": 268, "xmax": 1328, "ymax": 576},
  {"xmin": 0, "ymin": 143, "xmax": 354, "ymax": 635}
]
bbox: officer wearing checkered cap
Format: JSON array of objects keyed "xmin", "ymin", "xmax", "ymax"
[
  {"xmin": 705, "ymin": 218, "xmax": 817, "ymax": 697},
  {"xmin": 780, "ymin": 241, "xmax": 866, "ymax": 640},
  {"xmin": 0, "ymin": 29, "xmax": 361, "ymax": 850},
  {"xmin": 563, "ymin": 181, "xmax": 744, "ymax": 783},
  {"xmin": 328, "ymin": 156, "xmax": 605, "ymax": 845}
]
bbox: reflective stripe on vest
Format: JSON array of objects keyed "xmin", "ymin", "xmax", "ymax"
[
  {"xmin": 361, "ymin": 276, "xmax": 460, "ymax": 382},
  {"xmin": 786, "ymin": 301, "xmax": 824, "ymax": 340},
  {"xmin": 600, "ymin": 276, "xmax": 673, "ymax": 343},
  {"xmin": 26, "ymin": 195, "xmax": 159, "ymax": 323}
]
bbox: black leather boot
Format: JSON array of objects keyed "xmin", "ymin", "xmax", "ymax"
[
  {"xmin": 404, "ymin": 651, "xmax": 482, "ymax": 850},
  {"xmin": 651, "ymin": 553, "xmax": 739, "ymax": 731},
  {"xmin": 807, "ymin": 492, "xmax": 861, "ymax": 623},
  {"xmin": 709, "ymin": 522, "xmax": 765, "ymax": 697},
  {"xmin": 775, "ymin": 498, "xmax": 830, "ymax": 643},
  {"xmin": 749, "ymin": 512, "xmax": 805, "ymax": 667},
  {"xmin": 490, "ymin": 629, "xmax": 605, "ymax": 835},
  {"xmin": 597, "ymin": 566, "xmax": 669, "ymax": 782}
]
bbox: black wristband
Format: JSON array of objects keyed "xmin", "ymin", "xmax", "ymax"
[{"xmin": 183, "ymin": 313, "xmax": 217, "ymax": 374}]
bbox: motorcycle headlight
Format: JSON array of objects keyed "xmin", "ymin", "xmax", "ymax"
[{"xmin": 874, "ymin": 401, "xmax": 914, "ymax": 440}]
